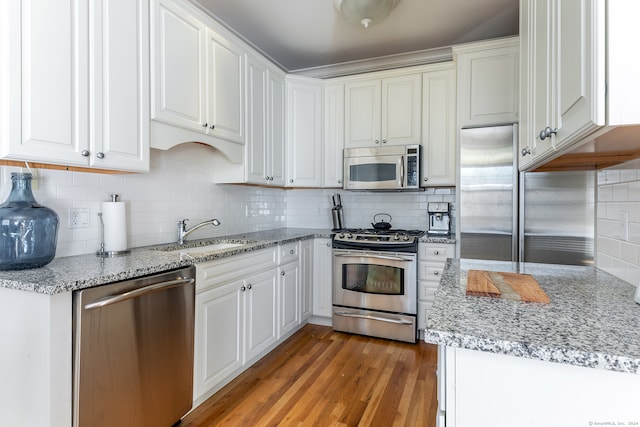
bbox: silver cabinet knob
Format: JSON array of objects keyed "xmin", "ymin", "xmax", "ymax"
[
  {"xmin": 539, "ymin": 127, "xmax": 558, "ymax": 141},
  {"xmin": 522, "ymin": 147, "xmax": 531, "ymax": 157},
  {"xmin": 434, "ymin": 250, "xmax": 439, "ymax": 255},
  {"xmin": 326, "ymin": 243, "xmax": 331, "ymax": 247},
  {"xmin": 434, "ymin": 271, "xmax": 439, "ymax": 276},
  {"xmin": 202, "ymin": 123, "xmax": 208, "ymax": 128},
  {"xmin": 289, "ymin": 249, "xmax": 294, "ymax": 254},
  {"xmin": 338, "ymin": 180, "xmax": 342, "ymax": 184},
  {"xmin": 270, "ymin": 177, "xmax": 274, "ymax": 181},
  {"xmin": 289, "ymin": 179, "xmax": 293, "ymax": 183},
  {"xmin": 81, "ymin": 150, "xmax": 90, "ymax": 157},
  {"xmin": 209, "ymin": 124, "xmax": 215, "ymax": 129},
  {"xmin": 423, "ymin": 177, "xmax": 428, "ymax": 182},
  {"xmin": 281, "ymin": 271, "xmax": 285, "ymax": 276},
  {"xmin": 240, "ymin": 285, "xmax": 246, "ymax": 291},
  {"xmin": 246, "ymin": 284, "xmax": 252, "ymax": 290},
  {"xmin": 96, "ymin": 152, "xmax": 105, "ymax": 159},
  {"xmin": 375, "ymin": 139, "xmax": 380, "ymax": 144},
  {"xmin": 265, "ymin": 176, "xmax": 270, "ymax": 181},
  {"xmin": 382, "ymin": 139, "xmax": 387, "ymax": 144}
]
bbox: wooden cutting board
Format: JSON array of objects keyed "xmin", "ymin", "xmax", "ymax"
[{"xmin": 466, "ymin": 270, "xmax": 550, "ymax": 303}]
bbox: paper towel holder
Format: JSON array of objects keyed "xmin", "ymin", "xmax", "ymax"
[{"xmin": 96, "ymin": 194, "xmax": 131, "ymax": 257}]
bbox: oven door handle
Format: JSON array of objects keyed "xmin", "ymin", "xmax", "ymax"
[
  {"xmin": 334, "ymin": 311, "xmax": 414, "ymax": 325},
  {"xmin": 333, "ymin": 253, "xmax": 415, "ymax": 262}
]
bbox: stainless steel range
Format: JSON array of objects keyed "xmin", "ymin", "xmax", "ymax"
[{"xmin": 332, "ymin": 228, "xmax": 424, "ymax": 343}]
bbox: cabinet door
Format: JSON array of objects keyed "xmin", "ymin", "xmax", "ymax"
[
  {"xmin": 421, "ymin": 67, "xmax": 456, "ymax": 186},
  {"xmin": 1, "ymin": 0, "xmax": 89, "ymax": 165},
  {"xmin": 312, "ymin": 238, "xmax": 333, "ymax": 318},
  {"xmin": 244, "ymin": 268, "xmax": 278, "ymax": 362},
  {"xmin": 323, "ymin": 84, "xmax": 345, "ymax": 187},
  {"xmin": 286, "ymin": 80, "xmax": 322, "ymax": 187},
  {"xmin": 245, "ymin": 56, "xmax": 268, "ymax": 184},
  {"xmin": 278, "ymin": 261, "xmax": 300, "ymax": 337},
  {"xmin": 90, "ymin": 0, "xmax": 149, "ymax": 172},
  {"xmin": 344, "ymin": 80, "xmax": 381, "ymax": 148},
  {"xmin": 207, "ymin": 30, "xmax": 244, "ymax": 144},
  {"xmin": 194, "ymin": 280, "xmax": 243, "ymax": 401},
  {"xmin": 456, "ymin": 39, "xmax": 519, "ymax": 127},
  {"xmin": 300, "ymin": 239, "xmax": 314, "ymax": 320},
  {"xmin": 381, "ymin": 74, "xmax": 422, "ymax": 146},
  {"xmin": 553, "ymin": 0, "xmax": 604, "ymax": 150},
  {"xmin": 151, "ymin": 0, "xmax": 205, "ymax": 133},
  {"xmin": 268, "ymin": 70, "xmax": 286, "ymax": 186}
]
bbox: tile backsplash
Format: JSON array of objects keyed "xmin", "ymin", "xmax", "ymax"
[
  {"xmin": 0, "ymin": 144, "xmax": 455, "ymax": 258},
  {"xmin": 597, "ymin": 158, "xmax": 640, "ymax": 285}
]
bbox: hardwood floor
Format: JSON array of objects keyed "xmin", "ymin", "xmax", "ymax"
[{"xmin": 181, "ymin": 324, "xmax": 439, "ymax": 427}]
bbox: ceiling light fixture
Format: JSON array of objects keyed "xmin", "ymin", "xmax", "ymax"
[{"xmin": 334, "ymin": 0, "xmax": 401, "ymax": 29}]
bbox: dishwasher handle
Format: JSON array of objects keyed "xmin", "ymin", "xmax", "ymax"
[{"xmin": 84, "ymin": 277, "xmax": 195, "ymax": 310}]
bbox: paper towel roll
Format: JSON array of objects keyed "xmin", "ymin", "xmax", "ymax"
[{"xmin": 102, "ymin": 201, "xmax": 127, "ymax": 252}]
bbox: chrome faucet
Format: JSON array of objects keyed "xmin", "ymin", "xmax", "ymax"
[{"xmin": 177, "ymin": 218, "xmax": 221, "ymax": 245}]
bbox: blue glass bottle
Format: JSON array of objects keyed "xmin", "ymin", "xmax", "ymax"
[{"xmin": 0, "ymin": 172, "xmax": 59, "ymax": 270}]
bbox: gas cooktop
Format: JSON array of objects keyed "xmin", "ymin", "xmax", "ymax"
[{"xmin": 332, "ymin": 228, "xmax": 425, "ymax": 251}]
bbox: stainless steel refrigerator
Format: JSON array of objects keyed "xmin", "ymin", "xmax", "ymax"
[{"xmin": 458, "ymin": 124, "xmax": 594, "ymax": 266}]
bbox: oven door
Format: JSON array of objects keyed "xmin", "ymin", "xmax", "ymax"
[{"xmin": 332, "ymin": 249, "xmax": 417, "ymax": 314}]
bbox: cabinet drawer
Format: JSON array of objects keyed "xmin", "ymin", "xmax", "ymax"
[
  {"xmin": 196, "ymin": 247, "xmax": 278, "ymax": 292},
  {"xmin": 278, "ymin": 241, "xmax": 300, "ymax": 265},
  {"xmin": 418, "ymin": 280, "xmax": 438, "ymax": 302},
  {"xmin": 419, "ymin": 243, "xmax": 455, "ymax": 262},
  {"xmin": 418, "ymin": 263, "xmax": 445, "ymax": 282}
]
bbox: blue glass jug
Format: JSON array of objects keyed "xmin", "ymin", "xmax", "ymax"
[{"xmin": 0, "ymin": 172, "xmax": 59, "ymax": 270}]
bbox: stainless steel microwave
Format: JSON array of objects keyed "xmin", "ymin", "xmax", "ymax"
[{"xmin": 343, "ymin": 145, "xmax": 420, "ymax": 190}]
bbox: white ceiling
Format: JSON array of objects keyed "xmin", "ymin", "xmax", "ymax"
[{"xmin": 193, "ymin": 0, "xmax": 519, "ymax": 75}]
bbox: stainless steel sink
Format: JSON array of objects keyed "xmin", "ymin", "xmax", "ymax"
[
  {"xmin": 176, "ymin": 242, "xmax": 245, "ymax": 254},
  {"xmin": 153, "ymin": 240, "xmax": 254, "ymax": 255}
]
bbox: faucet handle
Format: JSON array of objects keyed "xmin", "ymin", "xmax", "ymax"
[{"xmin": 178, "ymin": 218, "xmax": 189, "ymax": 227}]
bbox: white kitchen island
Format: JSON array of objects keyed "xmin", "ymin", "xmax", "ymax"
[{"xmin": 425, "ymin": 259, "xmax": 640, "ymax": 427}]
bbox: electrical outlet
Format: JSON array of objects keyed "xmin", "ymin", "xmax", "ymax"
[{"xmin": 69, "ymin": 208, "xmax": 90, "ymax": 229}]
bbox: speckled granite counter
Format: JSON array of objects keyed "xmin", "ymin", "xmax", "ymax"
[
  {"xmin": 420, "ymin": 235, "xmax": 456, "ymax": 244},
  {"xmin": 0, "ymin": 228, "xmax": 330, "ymax": 295},
  {"xmin": 425, "ymin": 258, "xmax": 640, "ymax": 374}
]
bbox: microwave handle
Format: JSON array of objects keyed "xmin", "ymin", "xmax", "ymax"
[{"xmin": 400, "ymin": 155, "xmax": 405, "ymax": 187}]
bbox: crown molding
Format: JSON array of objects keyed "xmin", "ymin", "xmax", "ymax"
[{"xmin": 289, "ymin": 46, "xmax": 453, "ymax": 79}]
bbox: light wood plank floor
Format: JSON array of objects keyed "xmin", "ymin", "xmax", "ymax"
[{"xmin": 181, "ymin": 324, "xmax": 438, "ymax": 427}]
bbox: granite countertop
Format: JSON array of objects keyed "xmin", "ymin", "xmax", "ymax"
[
  {"xmin": 0, "ymin": 228, "xmax": 330, "ymax": 295},
  {"xmin": 425, "ymin": 258, "xmax": 640, "ymax": 374}
]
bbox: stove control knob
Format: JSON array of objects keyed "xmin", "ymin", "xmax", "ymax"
[
  {"xmin": 403, "ymin": 235, "xmax": 410, "ymax": 241},
  {"xmin": 339, "ymin": 233, "xmax": 345, "ymax": 238},
  {"xmin": 347, "ymin": 233, "xmax": 353, "ymax": 239},
  {"xmin": 393, "ymin": 233, "xmax": 400, "ymax": 240}
]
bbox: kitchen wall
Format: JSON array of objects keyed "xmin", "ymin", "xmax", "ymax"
[
  {"xmin": 597, "ymin": 158, "xmax": 640, "ymax": 285},
  {"xmin": 0, "ymin": 144, "xmax": 455, "ymax": 259}
]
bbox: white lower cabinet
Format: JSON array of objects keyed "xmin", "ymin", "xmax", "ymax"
[
  {"xmin": 278, "ymin": 261, "xmax": 300, "ymax": 338},
  {"xmin": 312, "ymin": 238, "xmax": 333, "ymax": 321},
  {"xmin": 418, "ymin": 242, "xmax": 455, "ymax": 334},
  {"xmin": 194, "ymin": 242, "xmax": 312, "ymax": 404},
  {"xmin": 193, "ymin": 248, "xmax": 278, "ymax": 404}
]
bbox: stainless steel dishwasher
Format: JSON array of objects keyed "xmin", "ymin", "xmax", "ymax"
[{"xmin": 72, "ymin": 266, "xmax": 196, "ymax": 427}]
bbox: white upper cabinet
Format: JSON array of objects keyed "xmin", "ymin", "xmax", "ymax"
[
  {"xmin": 286, "ymin": 77, "xmax": 323, "ymax": 187},
  {"xmin": 323, "ymin": 84, "xmax": 345, "ymax": 188},
  {"xmin": 0, "ymin": 0, "xmax": 149, "ymax": 172},
  {"xmin": 245, "ymin": 55, "xmax": 285, "ymax": 186},
  {"xmin": 455, "ymin": 38, "xmax": 519, "ymax": 128},
  {"xmin": 421, "ymin": 64, "xmax": 457, "ymax": 187},
  {"xmin": 345, "ymin": 73, "xmax": 422, "ymax": 148},
  {"xmin": 519, "ymin": 1, "xmax": 640, "ymax": 171},
  {"xmin": 90, "ymin": 0, "xmax": 150, "ymax": 171},
  {"xmin": 151, "ymin": 0, "xmax": 205, "ymax": 133},
  {"xmin": 151, "ymin": 0, "xmax": 245, "ymax": 147},
  {"xmin": 207, "ymin": 30, "xmax": 245, "ymax": 144}
]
